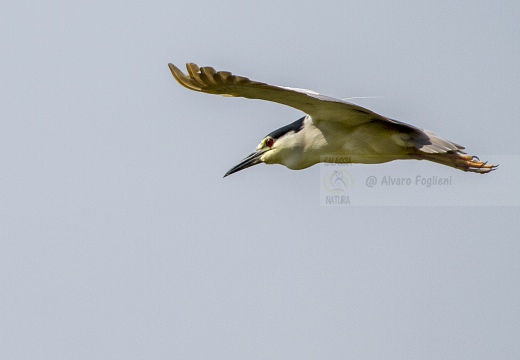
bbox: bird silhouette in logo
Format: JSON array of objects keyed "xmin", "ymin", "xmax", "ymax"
[{"xmin": 328, "ymin": 170, "xmax": 349, "ymax": 193}]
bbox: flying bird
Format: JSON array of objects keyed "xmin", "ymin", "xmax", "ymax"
[{"xmin": 168, "ymin": 63, "xmax": 496, "ymax": 177}]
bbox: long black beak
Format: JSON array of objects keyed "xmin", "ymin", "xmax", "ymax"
[{"xmin": 224, "ymin": 150, "xmax": 265, "ymax": 177}]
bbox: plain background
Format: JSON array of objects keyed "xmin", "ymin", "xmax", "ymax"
[{"xmin": 1, "ymin": 0, "xmax": 519, "ymax": 359}]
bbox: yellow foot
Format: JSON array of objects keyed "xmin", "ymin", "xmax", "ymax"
[{"xmin": 453, "ymin": 154, "xmax": 498, "ymax": 173}]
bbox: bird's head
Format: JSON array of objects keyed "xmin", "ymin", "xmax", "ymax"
[{"xmin": 223, "ymin": 117, "xmax": 306, "ymax": 177}]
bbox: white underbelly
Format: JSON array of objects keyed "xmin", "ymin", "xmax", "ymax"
[{"xmin": 303, "ymin": 122, "xmax": 409, "ymax": 167}]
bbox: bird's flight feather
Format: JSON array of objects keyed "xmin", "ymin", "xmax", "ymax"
[{"xmin": 168, "ymin": 63, "xmax": 385, "ymax": 126}]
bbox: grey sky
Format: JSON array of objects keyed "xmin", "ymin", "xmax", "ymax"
[{"xmin": 1, "ymin": 0, "xmax": 519, "ymax": 359}]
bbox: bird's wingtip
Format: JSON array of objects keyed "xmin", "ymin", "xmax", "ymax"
[
  {"xmin": 167, "ymin": 63, "xmax": 182, "ymax": 78},
  {"xmin": 168, "ymin": 62, "xmax": 203, "ymax": 92}
]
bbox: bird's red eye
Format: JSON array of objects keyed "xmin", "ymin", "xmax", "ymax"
[{"xmin": 265, "ymin": 138, "xmax": 274, "ymax": 147}]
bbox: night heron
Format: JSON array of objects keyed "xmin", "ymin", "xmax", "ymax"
[{"xmin": 168, "ymin": 63, "xmax": 496, "ymax": 177}]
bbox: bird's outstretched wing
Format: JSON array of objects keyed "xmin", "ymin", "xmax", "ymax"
[{"xmin": 168, "ymin": 63, "xmax": 384, "ymax": 127}]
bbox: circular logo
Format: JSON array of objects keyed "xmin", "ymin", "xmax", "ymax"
[{"xmin": 323, "ymin": 169, "xmax": 353, "ymax": 193}]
